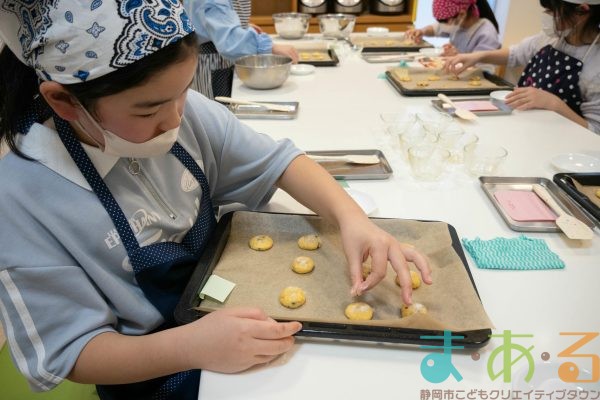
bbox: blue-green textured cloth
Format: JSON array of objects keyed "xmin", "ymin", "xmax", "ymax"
[{"xmin": 461, "ymin": 236, "xmax": 565, "ymax": 270}]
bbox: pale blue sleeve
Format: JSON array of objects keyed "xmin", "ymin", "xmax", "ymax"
[{"xmin": 185, "ymin": 0, "xmax": 272, "ymax": 60}]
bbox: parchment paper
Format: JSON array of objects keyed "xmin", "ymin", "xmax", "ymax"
[
  {"xmin": 198, "ymin": 212, "xmax": 494, "ymax": 332},
  {"xmin": 573, "ymin": 179, "xmax": 600, "ymax": 208},
  {"xmin": 351, "ymin": 37, "xmax": 431, "ymax": 49},
  {"xmin": 389, "ymin": 67, "xmax": 507, "ymax": 92}
]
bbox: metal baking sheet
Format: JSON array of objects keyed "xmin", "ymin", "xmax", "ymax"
[
  {"xmin": 553, "ymin": 173, "xmax": 600, "ymax": 224},
  {"xmin": 352, "ymin": 36, "xmax": 434, "ymax": 53},
  {"xmin": 305, "ymin": 149, "xmax": 393, "ymax": 180},
  {"xmin": 175, "ymin": 211, "xmax": 491, "ymax": 348},
  {"xmin": 228, "ymin": 101, "xmax": 299, "ymax": 120},
  {"xmin": 386, "ymin": 70, "xmax": 513, "ymax": 97},
  {"xmin": 361, "ymin": 52, "xmax": 415, "ymax": 63},
  {"xmin": 431, "ymin": 98, "xmax": 513, "ymax": 117},
  {"xmin": 480, "ymin": 176, "xmax": 597, "ymax": 232},
  {"xmin": 298, "ymin": 48, "xmax": 339, "ymax": 67}
]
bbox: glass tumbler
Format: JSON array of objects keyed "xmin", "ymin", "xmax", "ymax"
[
  {"xmin": 464, "ymin": 143, "xmax": 508, "ymax": 176},
  {"xmin": 408, "ymin": 144, "xmax": 450, "ymax": 181}
]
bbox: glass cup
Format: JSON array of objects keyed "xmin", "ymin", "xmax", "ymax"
[
  {"xmin": 437, "ymin": 122, "xmax": 465, "ymax": 150},
  {"xmin": 380, "ymin": 112, "xmax": 418, "ymax": 151},
  {"xmin": 464, "ymin": 143, "xmax": 508, "ymax": 176},
  {"xmin": 399, "ymin": 127, "xmax": 438, "ymax": 160},
  {"xmin": 408, "ymin": 144, "xmax": 450, "ymax": 181},
  {"xmin": 447, "ymin": 132, "xmax": 479, "ymax": 164},
  {"xmin": 416, "ymin": 110, "xmax": 453, "ymax": 139}
]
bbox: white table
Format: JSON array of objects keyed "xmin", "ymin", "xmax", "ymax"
[{"xmin": 200, "ymin": 46, "xmax": 600, "ymax": 399}]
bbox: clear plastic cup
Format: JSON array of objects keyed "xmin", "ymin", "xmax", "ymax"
[
  {"xmin": 437, "ymin": 122, "xmax": 465, "ymax": 150},
  {"xmin": 464, "ymin": 143, "xmax": 508, "ymax": 176},
  {"xmin": 408, "ymin": 144, "xmax": 450, "ymax": 181}
]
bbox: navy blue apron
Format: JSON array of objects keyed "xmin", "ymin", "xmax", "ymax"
[
  {"xmin": 517, "ymin": 34, "xmax": 599, "ymax": 115},
  {"xmin": 49, "ymin": 112, "xmax": 216, "ymax": 400}
]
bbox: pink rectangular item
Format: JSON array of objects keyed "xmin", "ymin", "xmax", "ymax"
[
  {"xmin": 454, "ymin": 100, "xmax": 499, "ymax": 112},
  {"xmin": 493, "ymin": 190, "xmax": 557, "ymax": 222}
]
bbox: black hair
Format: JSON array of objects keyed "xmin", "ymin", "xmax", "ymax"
[
  {"xmin": 540, "ymin": 0, "xmax": 600, "ymax": 41},
  {"xmin": 436, "ymin": 0, "xmax": 500, "ymax": 32},
  {"xmin": 0, "ymin": 33, "xmax": 198, "ymax": 159}
]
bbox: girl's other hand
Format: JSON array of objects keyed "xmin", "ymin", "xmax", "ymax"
[
  {"xmin": 405, "ymin": 28, "xmax": 424, "ymax": 43},
  {"xmin": 186, "ymin": 307, "xmax": 302, "ymax": 373},
  {"xmin": 443, "ymin": 52, "xmax": 480, "ymax": 75},
  {"xmin": 272, "ymin": 43, "xmax": 299, "ymax": 64},
  {"xmin": 504, "ymin": 86, "xmax": 562, "ymax": 112},
  {"xmin": 441, "ymin": 43, "xmax": 458, "ymax": 57}
]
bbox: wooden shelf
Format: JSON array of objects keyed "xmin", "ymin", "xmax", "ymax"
[{"xmin": 250, "ymin": 1, "xmax": 417, "ymax": 34}]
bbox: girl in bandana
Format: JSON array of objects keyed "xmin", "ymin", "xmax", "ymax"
[
  {"xmin": 445, "ymin": 0, "xmax": 600, "ymax": 134},
  {"xmin": 0, "ymin": 2, "xmax": 429, "ymax": 400},
  {"xmin": 406, "ymin": 0, "xmax": 500, "ymax": 56},
  {"xmin": 184, "ymin": 0, "xmax": 299, "ymax": 99}
]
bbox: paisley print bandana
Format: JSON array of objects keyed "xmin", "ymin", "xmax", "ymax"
[
  {"xmin": 0, "ymin": 0, "xmax": 194, "ymax": 83},
  {"xmin": 432, "ymin": 0, "xmax": 479, "ymax": 21}
]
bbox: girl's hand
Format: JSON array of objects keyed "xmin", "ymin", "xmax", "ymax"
[
  {"xmin": 340, "ymin": 216, "xmax": 432, "ymax": 305},
  {"xmin": 441, "ymin": 43, "xmax": 458, "ymax": 57},
  {"xmin": 443, "ymin": 53, "xmax": 481, "ymax": 75},
  {"xmin": 185, "ymin": 307, "xmax": 302, "ymax": 373},
  {"xmin": 272, "ymin": 43, "xmax": 299, "ymax": 64},
  {"xmin": 504, "ymin": 86, "xmax": 562, "ymax": 112},
  {"xmin": 405, "ymin": 28, "xmax": 424, "ymax": 43}
]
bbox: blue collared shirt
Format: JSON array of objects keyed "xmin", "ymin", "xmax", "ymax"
[{"xmin": 185, "ymin": 0, "xmax": 272, "ymax": 60}]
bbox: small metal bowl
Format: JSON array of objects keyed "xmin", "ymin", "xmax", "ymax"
[
  {"xmin": 317, "ymin": 13, "xmax": 356, "ymax": 39},
  {"xmin": 234, "ymin": 54, "xmax": 292, "ymax": 90},
  {"xmin": 273, "ymin": 12, "xmax": 310, "ymax": 40}
]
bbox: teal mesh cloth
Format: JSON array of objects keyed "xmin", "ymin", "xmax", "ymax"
[{"xmin": 462, "ymin": 235, "xmax": 565, "ymax": 270}]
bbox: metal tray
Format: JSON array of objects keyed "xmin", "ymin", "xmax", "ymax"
[
  {"xmin": 361, "ymin": 52, "xmax": 414, "ymax": 63},
  {"xmin": 386, "ymin": 70, "xmax": 514, "ymax": 97},
  {"xmin": 553, "ymin": 173, "xmax": 600, "ymax": 224},
  {"xmin": 353, "ymin": 37, "xmax": 434, "ymax": 53},
  {"xmin": 174, "ymin": 211, "xmax": 491, "ymax": 348},
  {"xmin": 480, "ymin": 176, "xmax": 597, "ymax": 232},
  {"xmin": 431, "ymin": 97, "xmax": 513, "ymax": 117},
  {"xmin": 228, "ymin": 101, "xmax": 299, "ymax": 120},
  {"xmin": 305, "ymin": 149, "xmax": 393, "ymax": 180},
  {"xmin": 298, "ymin": 48, "xmax": 339, "ymax": 67}
]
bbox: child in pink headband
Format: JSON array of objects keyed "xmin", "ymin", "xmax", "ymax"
[{"xmin": 406, "ymin": 0, "xmax": 500, "ymax": 56}]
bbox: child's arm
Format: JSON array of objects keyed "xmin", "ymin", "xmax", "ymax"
[
  {"xmin": 68, "ymin": 307, "xmax": 302, "ymax": 383},
  {"xmin": 276, "ymin": 155, "xmax": 432, "ymax": 303},
  {"xmin": 444, "ymin": 48, "xmax": 509, "ymax": 74},
  {"xmin": 405, "ymin": 25, "xmax": 436, "ymax": 42}
]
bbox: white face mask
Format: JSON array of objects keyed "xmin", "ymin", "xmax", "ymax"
[
  {"xmin": 73, "ymin": 104, "xmax": 179, "ymax": 158},
  {"xmin": 541, "ymin": 12, "xmax": 572, "ymax": 38}
]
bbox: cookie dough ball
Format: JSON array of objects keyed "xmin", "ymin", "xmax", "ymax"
[
  {"xmin": 292, "ymin": 256, "xmax": 315, "ymax": 274},
  {"xmin": 595, "ymin": 189, "xmax": 600, "ymax": 199},
  {"xmin": 401, "ymin": 302, "xmax": 428, "ymax": 317},
  {"xmin": 416, "ymin": 81, "xmax": 430, "ymax": 87},
  {"xmin": 279, "ymin": 287, "xmax": 306, "ymax": 309},
  {"xmin": 297, "ymin": 234, "xmax": 321, "ymax": 250},
  {"xmin": 468, "ymin": 80, "xmax": 482, "ymax": 86},
  {"xmin": 427, "ymin": 75, "xmax": 441, "ymax": 81},
  {"xmin": 248, "ymin": 235, "xmax": 273, "ymax": 251},
  {"xmin": 395, "ymin": 270, "xmax": 421, "ymax": 289},
  {"xmin": 344, "ymin": 302, "xmax": 374, "ymax": 321},
  {"xmin": 362, "ymin": 263, "xmax": 372, "ymax": 279}
]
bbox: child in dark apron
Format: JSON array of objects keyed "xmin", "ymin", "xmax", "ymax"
[
  {"xmin": 0, "ymin": 2, "xmax": 430, "ymax": 400},
  {"xmin": 443, "ymin": 0, "xmax": 600, "ymax": 134}
]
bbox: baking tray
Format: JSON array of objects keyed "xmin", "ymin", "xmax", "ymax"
[
  {"xmin": 480, "ymin": 176, "xmax": 597, "ymax": 232},
  {"xmin": 352, "ymin": 37, "xmax": 434, "ymax": 53},
  {"xmin": 431, "ymin": 97, "xmax": 513, "ymax": 117},
  {"xmin": 298, "ymin": 48, "xmax": 339, "ymax": 67},
  {"xmin": 361, "ymin": 52, "xmax": 413, "ymax": 63},
  {"xmin": 228, "ymin": 101, "xmax": 299, "ymax": 120},
  {"xmin": 305, "ymin": 149, "xmax": 393, "ymax": 180},
  {"xmin": 175, "ymin": 212, "xmax": 492, "ymax": 348},
  {"xmin": 553, "ymin": 173, "xmax": 600, "ymax": 224},
  {"xmin": 386, "ymin": 70, "xmax": 513, "ymax": 97}
]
